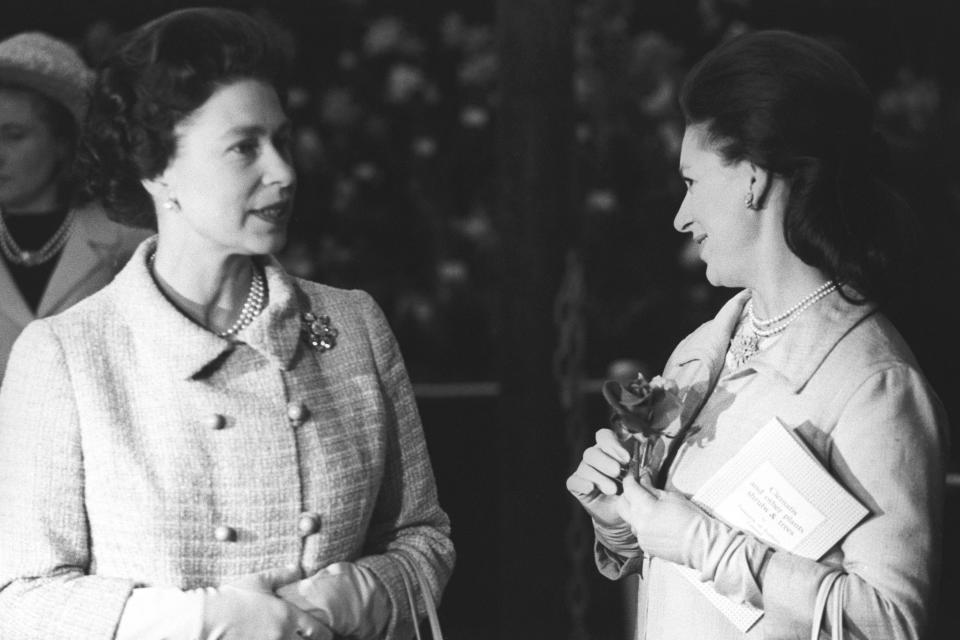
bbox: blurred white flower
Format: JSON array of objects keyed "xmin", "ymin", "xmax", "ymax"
[
  {"xmin": 586, "ymin": 189, "xmax": 619, "ymax": 214},
  {"xmin": 440, "ymin": 12, "xmax": 466, "ymax": 50},
  {"xmin": 353, "ymin": 162, "xmax": 379, "ymax": 182},
  {"xmin": 363, "ymin": 16, "xmax": 405, "ymax": 56},
  {"xmin": 387, "ymin": 63, "xmax": 426, "ymax": 104},
  {"xmin": 293, "ymin": 126, "xmax": 325, "ymax": 175},
  {"xmin": 412, "ymin": 136, "xmax": 438, "ymax": 158},
  {"xmin": 437, "ymin": 259, "xmax": 469, "ymax": 285},
  {"xmin": 320, "ymin": 87, "xmax": 361, "ymax": 128},
  {"xmin": 460, "ymin": 106, "xmax": 489, "ymax": 128},
  {"xmin": 363, "ymin": 15, "xmax": 425, "ymax": 58},
  {"xmin": 458, "ymin": 51, "xmax": 497, "ymax": 87},
  {"xmin": 287, "ymin": 85, "xmax": 311, "ymax": 111}
]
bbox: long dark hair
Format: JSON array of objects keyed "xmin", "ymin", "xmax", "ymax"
[
  {"xmin": 680, "ymin": 30, "xmax": 914, "ymax": 306},
  {"xmin": 74, "ymin": 7, "xmax": 290, "ymax": 228}
]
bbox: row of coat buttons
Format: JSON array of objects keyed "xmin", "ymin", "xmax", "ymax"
[
  {"xmin": 214, "ymin": 512, "xmax": 321, "ymax": 542},
  {"xmin": 201, "ymin": 403, "xmax": 308, "ymax": 430}
]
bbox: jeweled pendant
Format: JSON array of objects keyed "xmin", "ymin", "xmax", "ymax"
[{"xmin": 302, "ymin": 312, "xmax": 338, "ymax": 352}]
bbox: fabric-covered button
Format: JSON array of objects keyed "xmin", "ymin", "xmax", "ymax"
[
  {"xmin": 297, "ymin": 512, "xmax": 321, "ymax": 537},
  {"xmin": 202, "ymin": 414, "xmax": 226, "ymax": 430},
  {"xmin": 287, "ymin": 402, "xmax": 307, "ymax": 423},
  {"xmin": 214, "ymin": 525, "xmax": 237, "ymax": 542}
]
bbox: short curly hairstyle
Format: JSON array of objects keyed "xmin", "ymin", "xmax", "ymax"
[{"xmin": 74, "ymin": 7, "xmax": 290, "ymax": 228}]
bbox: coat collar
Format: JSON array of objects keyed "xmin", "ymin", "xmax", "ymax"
[
  {"xmin": 114, "ymin": 237, "xmax": 306, "ymax": 380},
  {"xmin": 0, "ymin": 206, "xmax": 127, "ymax": 326},
  {"xmin": 671, "ymin": 287, "xmax": 877, "ymax": 393}
]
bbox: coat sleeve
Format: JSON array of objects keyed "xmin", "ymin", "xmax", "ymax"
[
  {"xmin": 349, "ymin": 291, "xmax": 456, "ymax": 638},
  {"xmin": 762, "ymin": 364, "xmax": 948, "ymax": 640},
  {"xmin": 0, "ymin": 320, "xmax": 135, "ymax": 639}
]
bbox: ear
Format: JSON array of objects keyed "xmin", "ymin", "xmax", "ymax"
[
  {"xmin": 141, "ymin": 173, "xmax": 177, "ymax": 211},
  {"xmin": 746, "ymin": 162, "xmax": 772, "ymax": 211}
]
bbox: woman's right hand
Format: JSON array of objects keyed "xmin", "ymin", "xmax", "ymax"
[
  {"xmin": 566, "ymin": 428, "xmax": 633, "ymax": 528},
  {"xmin": 202, "ymin": 581, "xmax": 332, "ymax": 640}
]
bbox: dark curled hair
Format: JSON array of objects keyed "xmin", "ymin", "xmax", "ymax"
[
  {"xmin": 679, "ymin": 30, "xmax": 915, "ymax": 307},
  {"xmin": 74, "ymin": 7, "xmax": 290, "ymax": 228}
]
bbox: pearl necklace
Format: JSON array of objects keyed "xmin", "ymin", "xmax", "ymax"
[
  {"xmin": 149, "ymin": 252, "xmax": 265, "ymax": 337},
  {"xmin": 0, "ymin": 208, "xmax": 76, "ymax": 266},
  {"xmin": 728, "ymin": 281, "xmax": 839, "ymax": 368},
  {"xmin": 747, "ymin": 281, "xmax": 838, "ymax": 337}
]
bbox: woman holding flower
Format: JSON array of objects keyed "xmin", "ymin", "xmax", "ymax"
[
  {"xmin": 0, "ymin": 8, "xmax": 453, "ymax": 639},
  {"xmin": 567, "ymin": 30, "xmax": 947, "ymax": 639}
]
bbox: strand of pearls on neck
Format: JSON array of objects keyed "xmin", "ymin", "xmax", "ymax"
[
  {"xmin": 0, "ymin": 208, "xmax": 76, "ymax": 266},
  {"xmin": 217, "ymin": 268, "xmax": 265, "ymax": 338},
  {"xmin": 747, "ymin": 281, "xmax": 839, "ymax": 338},
  {"xmin": 149, "ymin": 251, "xmax": 265, "ymax": 338}
]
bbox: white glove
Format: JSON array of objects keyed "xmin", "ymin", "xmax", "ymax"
[
  {"xmin": 276, "ymin": 562, "xmax": 391, "ymax": 640},
  {"xmin": 115, "ymin": 566, "xmax": 331, "ymax": 640}
]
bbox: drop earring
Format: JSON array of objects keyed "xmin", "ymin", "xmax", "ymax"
[
  {"xmin": 162, "ymin": 198, "xmax": 179, "ymax": 211},
  {"xmin": 744, "ymin": 191, "xmax": 756, "ymax": 209}
]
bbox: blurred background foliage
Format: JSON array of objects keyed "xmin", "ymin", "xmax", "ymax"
[{"xmin": 7, "ymin": 0, "xmax": 957, "ymax": 391}]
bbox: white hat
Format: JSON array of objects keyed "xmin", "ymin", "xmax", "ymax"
[{"xmin": 0, "ymin": 31, "xmax": 93, "ymax": 124}]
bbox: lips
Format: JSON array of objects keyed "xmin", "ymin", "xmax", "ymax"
[
  {"xmin": 693, "ymin": 234, "xmax": 707, "ymax": 245},
  {"xmin": 250, "ymin": 201, "xmax": 291, "ymax": 223}
]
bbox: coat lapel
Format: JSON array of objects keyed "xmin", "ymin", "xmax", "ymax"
[
  {"xmin": 0, "ymin": 258, "xmax": 34, "ymax": 328},
  {"xmin": 748, "ymin": 289, "xmax": 876, "ymax": 392},
  {"xmin": 37, "ymin": 207, "xmax": 124, "ymax": 316}
]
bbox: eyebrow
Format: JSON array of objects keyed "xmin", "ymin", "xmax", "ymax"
[{"xmin": 221, "ymin": 121, "xmax": 291, "ymax": 139}]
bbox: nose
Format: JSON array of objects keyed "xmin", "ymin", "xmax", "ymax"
[
  {"xmin": 262, "ymin": 140, "xmax": 296, "ymax": 191},
  {"xmin": 673, "ymin": 194, "xmax": 692, "ymax": 233}
]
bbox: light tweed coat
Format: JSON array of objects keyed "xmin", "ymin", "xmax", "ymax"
[
  {"xmin": 597, "ymin": 290, "xmax": 948, "ymax": 640},
  {"xmin": 0, "ymin": 204, "xmax": 149, "ymax": 381},
  {"xmin": 0, "ymin": 237, "xmax": 454, "ymax": 639}
]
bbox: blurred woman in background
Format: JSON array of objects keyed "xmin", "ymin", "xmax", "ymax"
[
  {"xmin": 0, "ymin": 8, "xmax": 453, "ymax": 639},
  {"xmin": 568, "ymin": 30, "xmax": 948, "ymax": 639},
  {"xmin": 0, "ymin": 31, "xmax": 147, "ymax": 380}
]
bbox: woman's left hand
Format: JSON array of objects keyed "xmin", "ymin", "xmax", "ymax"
[{"xmin": 615, "ymin": 473, "xmax": 714, "ymax": 569}]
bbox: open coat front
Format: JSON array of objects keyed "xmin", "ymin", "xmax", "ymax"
[
  {"xmin": 0, "ymin": 238, "xmax": 454, "ymax": 639},
  {"xmin": 597, "ymin": 290, "xmax": 948, "ymax": 640}
]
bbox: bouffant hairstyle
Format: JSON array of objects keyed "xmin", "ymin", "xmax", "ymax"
[
  {"xmin": 74, "ymin": 7, "xmax": 289, "ymax": 228},
  {"xmin": 679, "ymin": 30, "xmax": 913, "ymax": 306}
]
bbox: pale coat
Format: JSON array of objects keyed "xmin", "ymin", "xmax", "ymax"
[
  {"xmin": 0, "ymin": 237, "xmax": 454, "ymax": 639},
  {"xmin": 0, "ymin": 204, "xmax": 149, "ymax": 380},
  {"xmin": 597, "ymin": 289, "xmax": 948, "ymax": 640}
]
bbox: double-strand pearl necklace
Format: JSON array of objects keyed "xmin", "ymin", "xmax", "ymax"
[
  {"xmin": 747, "ymin": 280, "xmax": 838, "ymax": 337},
  {"xmin": 728, "ymin": 281, "xmax": 839, "ymax": 368},
  {"xmin": 149, "ymin": 252, "xmax": 265, "ymax": 338},
  {"xmin": 0, "ymin": 208, "xmax": 76, "ymax": 266}
]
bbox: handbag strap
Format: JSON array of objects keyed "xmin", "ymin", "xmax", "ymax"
[
  {"xmin": 831, "ymin": 574, "xmax": 846, "ymax": 640},
  {"xmin": 394, "ymin": 551, "xmax": 444, "ymax": 640},
  {"xmin": 811, "ymin": 571, "xmax": 845, "ymax": 640}
]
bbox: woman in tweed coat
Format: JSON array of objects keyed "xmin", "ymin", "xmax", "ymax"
[
  {"xmin": 567, "ymin": 31, "xmax": 948, "ymax": 639},
  {"xmin": 0, "ymin": 8, "xmax": 453, "ymax": 640}
]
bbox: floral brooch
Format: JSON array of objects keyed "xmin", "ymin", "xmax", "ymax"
[{"xmin": 301, "ymin": 312, "xmax": 338, "ymax": 352}]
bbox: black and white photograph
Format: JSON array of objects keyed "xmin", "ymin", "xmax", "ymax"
[{"xmin": 1, "ymin": 1, "xmax": 959, "ymax": 638}]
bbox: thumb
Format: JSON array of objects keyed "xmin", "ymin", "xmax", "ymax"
[
  {"xmin": 621, "ymin": 473, "xmax": 658, "ymax": 504},
  {"xmin": 226, "ymin": 564, "xmax": 303, "ymax": 593}
]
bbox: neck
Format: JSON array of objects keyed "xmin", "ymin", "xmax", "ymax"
[
  {"xmin": 748, "ymin": 258, "xmax": 831, "ymax": 320},
  {"xmin": 151, "ymin": 238, "xmax": 256, "ymax": 331}
]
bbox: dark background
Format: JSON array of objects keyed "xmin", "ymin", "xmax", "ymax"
[{"xmin": 6, "ymin": 0, "xmax": 960, "ymax": 638}]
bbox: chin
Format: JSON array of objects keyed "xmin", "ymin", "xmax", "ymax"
[{"xmin": 254, "ymin": 228, "xmax": 289, "ymax": 255}]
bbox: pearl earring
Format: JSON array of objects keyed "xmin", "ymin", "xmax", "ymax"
[
  {"xmin": 162, "ymin": 198, "xmax": 178, "ymax": 211},
  {"xmin": 744, "ymin": 191, "xmax": 756, "ymax": 210}
]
